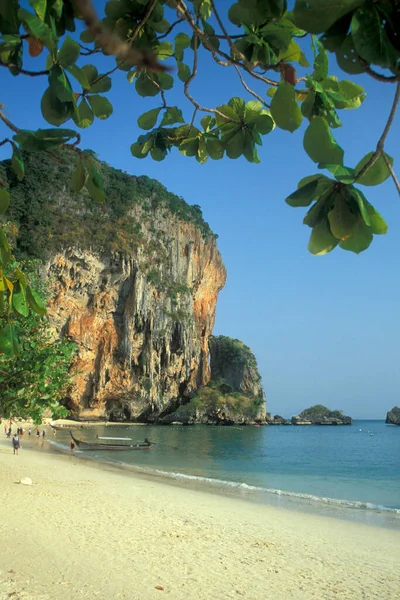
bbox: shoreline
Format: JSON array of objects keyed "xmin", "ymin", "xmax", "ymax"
[
  {"xmin": 1, "ymin": 433, "xmax": 399, "ymax": 600},
  {"xmin": 7, "ymin": 423, "xmax": 400, "ymax": 530}
]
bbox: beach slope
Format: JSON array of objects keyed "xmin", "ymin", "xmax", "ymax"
[{"xmin": 0, "ymin": 438, "xmax": 398, "ymax": 600}]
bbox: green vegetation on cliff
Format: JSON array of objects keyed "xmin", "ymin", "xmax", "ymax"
[
  {"xmin": 296, "ymin": 405, "xmax": 346, "ymax": 421},
  {"xmin": 0, "ymin": 150, "xmax": 216, "ymax": 261},
  {"xmin": 209, "ymin": 335, "xmax": 257, "ymax": 370}
]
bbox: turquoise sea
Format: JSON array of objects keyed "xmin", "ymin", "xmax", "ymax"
[{"xmin": 49, "ymin": 420, "xmax": 400, "ymax": 526}]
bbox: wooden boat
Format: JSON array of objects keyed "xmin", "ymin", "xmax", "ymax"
[{"xmin": 70, "ymin": 432, "xmax": 151, "ymax": 451}]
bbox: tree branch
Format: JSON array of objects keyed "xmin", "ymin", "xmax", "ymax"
[
  {"xmin": 360, "ymin": 60, "xmax": 400, "ymax": 83},
  {"xmin": 0, "ymin": 107, "xmax": 20, "ymax": 134},
  {"xmin": 175, "ymin": 0, "xmax": 278, "ymax": 87},
  {"xmin": 183, "ymin": 34, "xmax": 240, "ymax": 123},
  {"xmin": 232, "ymin": 64, "xmax": 270, "ymax": 109},
  {"xmin": 157, "ymin": 18, "xmax": 184, "ymax": 40},
  {"xmin": 383, "ymin": 153, "xmax": 400, "ymax": 196},
  {"xmin": 0, "ymin": 62, "xmax": 49, "ymax": 76},
  {"xmin": 355, "ymin": 81, "xmax": 400, "ymax": 195}
]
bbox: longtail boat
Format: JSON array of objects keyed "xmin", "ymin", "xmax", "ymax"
[{"xmin": 70, "ymin": 432, "xmax": 151, "ymax": 451}]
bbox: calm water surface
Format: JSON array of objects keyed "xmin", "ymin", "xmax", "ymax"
[{"xmin": 50, "ymin": 420, "xmax": 400, "ymax": 519}]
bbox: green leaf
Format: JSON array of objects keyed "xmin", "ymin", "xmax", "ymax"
[
  {"xmin": 13, "ymin": 128, "xmax": 77, "ymax": 150},
  {"xmin": 352, "ymin": 5, "xmax": 398, "ymax": 69},
  {"xmin": 87, "ymin": 95, "xmax": 113, "ymax": 120},
  {"xmin": 49, "ymin": 65, "xmax": 74, "ymax": 103},
  {"xmin": 364, "ymin": 201, "xmax": 388, "ymax": 234},
  {"xmin": 206, "ymin": 137, "xmax": 224, "ymax": 160},
  {"xmin": 73, "ymin": 99, "xmax": 94, "ymax": 129},
  {"xmin": 135, "ymin": 73, "xmax": 159, "ymax": 97},
  {"xmin": 335, "ymin": 35, "xmax": 365, "ymax": 74},
  {"xmin": 313, "ymin": 38, "xmax": 328, "ymax": 80},
  {"xmin": 11, "ymin": 143, "xmax": 24, "ymax": 181},
  {"xmin": 89, "ymin": 75, "xmax": 112, "ymax": 94},
  {"xmin": 355, "ymin": 152, "xmax": 394, "ymax": 186},
  {"xmin": 26, "ymin": 285, "xmax": 47, "ymax": 316},
  {"xmin": 86, "ymin": 165, "xmax": 105, "ymax": 203},
  {"xmin": 177, "ymin": 61, "xmax": 191, "ymax": 83},
  {"xmin": 160, "ymin": 107, "xmax": 185, "ymax": 127},
  {"xmin": 308, "ymin": 218, "xmax": 338, "ymax": 255},
  {"xmin": 0, "ymin": 189, "xmax": 10, "ymax": 215},
  {"xmin": 13, "ymin": 282, "xmax": 29, "ymax": 317},
  {"xmin": 224, "ymin": 129, "xmax": 245, "ymax": 159},
  {"xmin": 131, "ymin": 142, "xmax": 149, "ymax": 159},
  {"xmin": 66, "ymin": 64, "xmax": 91, "ymax": 90},
  {"xmin": 138, "ymin": 108, "xmax": 161, "ymax": 130},
  {"xmin": 335, "ymin": 80, "xmax": 365, "ymax": 109},
  {"xmin": 157, "ymin": 72, "xmax": 174, "ymax": 91},
  {"xmin": 328, "ymin": 191, "xmax": 358, "ymax": 240},
  {"xmin": 201, "ymin": 116, "xmax": 216, "ymax": 131},
  {"xmin": 293, "ymin": 0, "xmax": 364, "ymax": 34},
  {"xmin": 339, "ymin": 217, "xmax": 373, "ymax": 253},
  {"xmin": 81, "ymin": 64, "xmax": 98, "ymax": 84},
  {"xmin": 303, "ymin": 117, "xmax": 344, "ymax": 165},
  {"xmin": 349, "ymin": 187, "xmax": 370, "ymax": 226},
  {"xmin": 301, "ymin": 90, "xmax": 316, "ymax": 119},
  {"xmin": 303, "ymin": 193, "xmax": 334, "ymax": 228},
  {"xmin": 193, "ymin": 0, "xmax": 212, "ymax": 20},
  {"xmin": 174, "ymin": 32, "xmax": 191, "ymax": 61},
  {"xmin": 286, "ymin": 179, "xmax": 321, "ymax": 207},
  {"xmin": 319, "ymin": 164, "xmax": 356, "ymax": 183},
  {"xmin": 270, "ymin": 81, "xmax": 302, "ymax": 132},
  {"xmin": 58, "ymin": 35, "xmax": 80, "ymax": 68},
  {"xmin": 279, "ymin": 39, "xmax": 309, "ymax": 66},
  {"xmin": 0, "ymin": 323, "xmax": 19, "ymax": 357},
  {"xmin": 28, "ymin": 0, "xmax": 47, "ymax": 21},
  {"xmin": 70, "ymin": 155, "xmax": 86, "ymax": 193},
  {"xmin": 41, "ymin": 87, "xmax": 74, "ymax": 126},
  {"xmin": 297, "ymin": 174, "xmax": 335, "ymax": 203},
  {"xmin": 18, "ymin": 7, "xmax": 54, "ymax": 50}
]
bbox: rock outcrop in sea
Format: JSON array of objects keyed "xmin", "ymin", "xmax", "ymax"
[
  {"xmin": 2, "ymin": 151, "xmax": 265, "ymax": 424},
  {"xmin": 291, "ymin": 404, "xmax": 352, "ymax": 425},
  {"xmin": 386, "ymin": 406, "xmax": 400, "ymax": 425}
]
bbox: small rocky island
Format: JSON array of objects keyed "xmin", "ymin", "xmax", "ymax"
[
  {"xmin": 291, "ymin": 405, "xmax": 352, "ymax": 426},
  {"xmin": 386, "ymin": 406, "xmax": 400, "ymax": 426}
]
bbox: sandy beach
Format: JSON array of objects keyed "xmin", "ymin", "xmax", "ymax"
[{"xmin": 0, "ymin": 432, "xmax": 399, "ymax": 600}]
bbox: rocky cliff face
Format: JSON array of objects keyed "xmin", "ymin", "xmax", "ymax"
[
  {"xmin": 3, "ymin": 151, "xmax": 227, "ymax": 421},
  {"xmin": 46, "ymin": 221, "xmax": 226, "ymax": 421},
  {"xmin": 386, "ymin": 406, "xmax": 400, "ymax": 425}
]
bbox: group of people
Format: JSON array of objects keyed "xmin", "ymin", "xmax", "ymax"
[{"xmin": 4, "ymin": 424, "xmax": 53, "ymax": 455}]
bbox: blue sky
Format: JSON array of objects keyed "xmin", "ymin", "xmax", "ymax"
[{"xmin": 1, "ymin": 2, "xmax": 399, "ymax": 418}]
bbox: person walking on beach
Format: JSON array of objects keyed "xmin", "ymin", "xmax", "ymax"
[
  {"xmin": 12, "ymin": 434, "xmax": 20, "ymax": 455},
  {"xmin": 42, "ymin": 430, "xmax": 46, "ymax": 439},
  {"xmin": 70, "ymin": 441, "xmax": 75, "ymax": 454},
  {"xmin": 7, "ymin": 427, "xmax": 11, "ymax": 438},
  {"xmin": 28, "ymin": 428, "xmax": 32, "ymax": 436},
  {"xmin": 36, "ymin": 430, "xmax": 40, "ymax": 439}
]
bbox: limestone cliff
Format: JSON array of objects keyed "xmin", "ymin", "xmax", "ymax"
[
  {"xmin": 386, "ymin": 406, "xmax": 400, "ymax": 425},
  {"xmin": 2, "ymin": 150, "xmax": 226, "ymax": 421}
]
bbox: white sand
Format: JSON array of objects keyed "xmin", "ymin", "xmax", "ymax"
[{"xmin": 0, "ymin": 433, "xmax": 399, "ymax": 600}]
